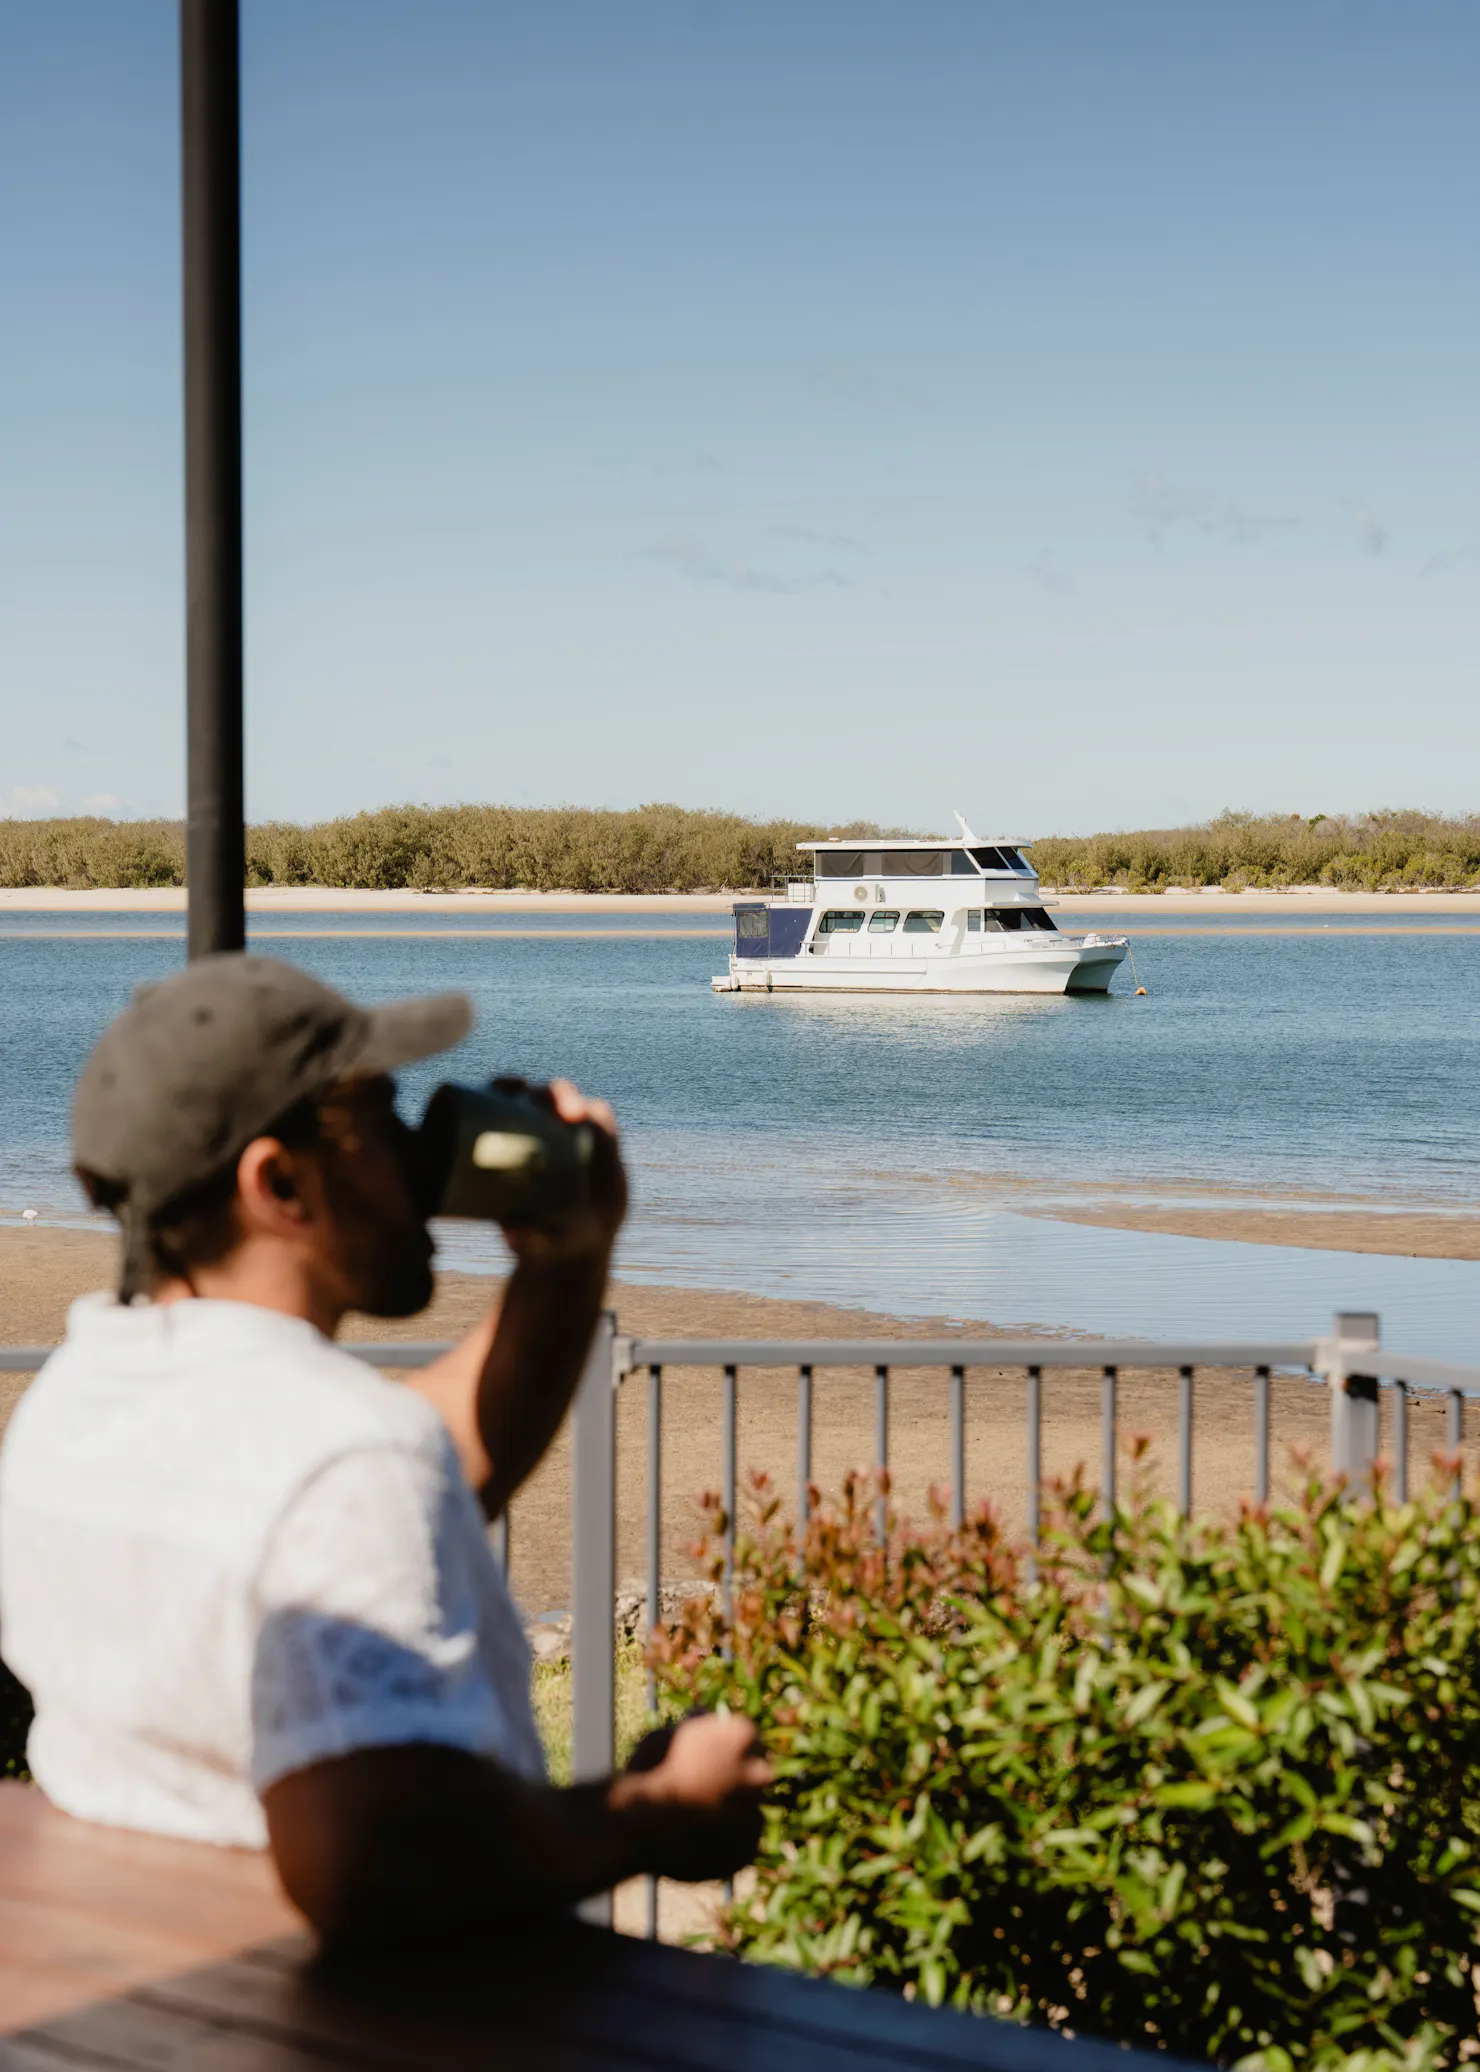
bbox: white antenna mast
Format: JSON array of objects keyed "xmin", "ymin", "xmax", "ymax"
[{"xmin": 954, "ymin": 809, "xmax": 983, "ymax": 847}]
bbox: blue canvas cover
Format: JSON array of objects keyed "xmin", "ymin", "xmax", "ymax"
[
  {"xmin": 732, "ymin": 903, "xmax": 809, "ymax": 960},
  {"xmin": 767, "ymin": 907, "xmax": 810, "ymax": 958}
]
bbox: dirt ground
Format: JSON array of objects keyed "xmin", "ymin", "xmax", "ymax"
[{"xmin": 0, "ymin": 1226, "xmax": 1448, "ymax": 1620}]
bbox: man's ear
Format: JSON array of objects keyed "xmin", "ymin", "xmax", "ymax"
[{"xmin": 237, "ymin": 1138, "xmax": 311, "ymax": 1226}]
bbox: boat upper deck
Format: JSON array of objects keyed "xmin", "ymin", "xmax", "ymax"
[{"xmin": 797, "ymin": 839, "xmax": 1037, "ymax": 881}]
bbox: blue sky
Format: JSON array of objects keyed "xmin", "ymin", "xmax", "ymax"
[{"xmin": 2, "ymin": 1, "xmax": 1477, "ymax": 835}]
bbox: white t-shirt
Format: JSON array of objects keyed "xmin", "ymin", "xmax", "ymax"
[{"xmin": 0, "ymin": 1294, "xmax": 544, "ymax": 1848}]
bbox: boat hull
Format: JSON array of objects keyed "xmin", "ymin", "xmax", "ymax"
[{"xmin": 713, "ymin": 941, "xmax": 1127, "ymax": 996}]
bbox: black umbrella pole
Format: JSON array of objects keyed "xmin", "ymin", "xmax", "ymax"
[{"xmin": 181, "ymin": 0, "xmax": 245, "ymax": 958}]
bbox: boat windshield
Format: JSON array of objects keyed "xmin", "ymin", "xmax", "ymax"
[{"xmin": 983, "ymin": 908, "xmax": 1056, "ymax": 932}]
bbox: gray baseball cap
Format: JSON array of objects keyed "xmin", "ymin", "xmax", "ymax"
[{"xmin": 73, "ymin": 953, "xmax": 473, "ymax": 1222}]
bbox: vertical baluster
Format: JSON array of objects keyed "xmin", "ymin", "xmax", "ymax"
[
  {"xmin": 1177, "ymin": 1366, "xmax": 1194, "ymax": 1519},
  {"xmin": 645, "ymin": 1366, "xmax": 663, "ymax": 1705},
  {"xmin": 644, "ymin": 1366, "xmax": 662, "ymax": 1941},
  {"xmin": 722, "ymin": 1366, "xmax": 738, "ymax": 1629},
  {"xmin": 1101, "ymin": 1367, "xmax": 1118, "ymax": 1518},
  {"xmin": 721, "ymin": 1360, "xmax": 740, "ymax": 1919},
  {"xmin": 1448, "ymin": 1390, "xmax": 1465, "ymax": 1498},
  {"xmin": 950, "ymin": 1366, "xmax": 966, "ymax": 1530},
  {"xmin": 1254, "ymin": 1366, "xmax": 1271, "ymax": 1507},
  {"xmin": 797, "ymin": 1365, "xmax": 813, "ymax": 1529},
  {"xmin": 875, "ymin": 1364, "xmax": 890, "ymax": 1541},
  {"xmin": 1026, "ymin": 1366, "xmax": 1042, "ymax": 1583},
  {"xmin": 1393, "ymin": 1380, "xmax": 1409, "ymax": 1506}
]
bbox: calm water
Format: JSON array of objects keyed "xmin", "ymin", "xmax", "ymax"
[{"xmin": 2, "ymin": 912, "xmax": 1478, "ymax": 1357}]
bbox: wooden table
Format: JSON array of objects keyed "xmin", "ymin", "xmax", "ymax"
[{"xmin": 0, "ymin": 1783, "xmax": 1180, "ymax": 2070}]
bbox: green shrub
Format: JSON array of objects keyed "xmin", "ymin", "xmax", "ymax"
[
  {"xmin": 6, "ymin": 803, "xmax": 1480, "ymax": 892},
  {"xmin": 1034, "ymin": 811, "xmax": 1480, "ymax": 893},
  {"xmin": 653, "ymin": 1464, "xmax": 1480, "ymax": 2068},
  {"xmin": 2, "ymin": 805, "xmax": 916, "ymax": 893}
]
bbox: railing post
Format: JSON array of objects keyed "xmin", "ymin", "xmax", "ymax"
[
  {"xmin": 571, "ymin": 1312, "xmax": 618, "ymax": 1927},
  {"xmin": 1327, "ymin": 1312, "xmax": 1380, "ymax": 1492}
]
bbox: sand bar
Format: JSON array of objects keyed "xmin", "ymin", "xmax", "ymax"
[
  {"xmin": 1029, "ymin": 1205, "xmax": 1480, "ymax": 1260},
  {"xmin": 2, "ymin": 885, "xmax": 1480, "ymax": 915}
]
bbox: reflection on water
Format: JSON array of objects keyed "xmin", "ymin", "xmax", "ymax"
[{"xmin": 2, "ymin": 921, "xmax": 1478, "ymax": 1357}]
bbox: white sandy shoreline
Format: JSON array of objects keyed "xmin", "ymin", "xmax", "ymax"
[{"xmin": 2, "ymin": 885, "xmax": 1479, "ymax": 916}]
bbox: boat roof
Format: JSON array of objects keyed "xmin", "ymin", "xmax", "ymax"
[{"xmin": 795, "ymin": 836, "xmax": 1033, "ymax": 851}]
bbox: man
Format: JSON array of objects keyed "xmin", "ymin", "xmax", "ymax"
[{"xmin": 0, "ymin": 955, "xmax": 767, "ymax": 1942}]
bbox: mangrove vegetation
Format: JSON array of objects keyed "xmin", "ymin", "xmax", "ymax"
[{"xmin": 0, "ymin": 804, "xmax": 1477, "ymax": 892}]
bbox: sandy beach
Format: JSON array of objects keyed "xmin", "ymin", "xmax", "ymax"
[{"xmin": 3, "ymin": 885, "xmax": 1480, "ymax": 915}]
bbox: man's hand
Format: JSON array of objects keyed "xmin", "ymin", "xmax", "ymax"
[
  {"xmin": 610, "ymin": 1713, "xmax": 771, "ymax": 1884},
  {"xmin": 265, "ymin": 1722, "xmax": 770, "ymax": 1945},
  {"xmin": 411, "ymin": 1076, "xmax": 627, "ymax": 1515},
  {"xmin": 498, "ymin": 1078, "xmax": 627, "ymax": 1269}
]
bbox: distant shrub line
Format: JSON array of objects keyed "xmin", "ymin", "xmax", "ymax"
[
  {"xmin": 1, "ymin": 805, "xmax": 1478, "ymax": 893},
  {"xmin": 0, "ymin": 805, "xmax": 868, "ymax": 895},
  {"xmin": 1033, "ymin": 811, "xmax": 1480, "ymax": 893}
]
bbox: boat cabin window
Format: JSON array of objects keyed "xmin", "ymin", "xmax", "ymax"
[
  {"xmin": 882, "ymin": 849, "xmax": 948, "ymax": 876},
  {"xmin": 970, "ymin": 846, "xmax": 1008, "ymax": 871},
  {"xmin": 965, "ymin": 910, "xmax": 982, "ymax": 931},
  {"xmin": 997, "ymin": 846, "xmax": 1031, "ymax": 872},
  {"xmin": 817, "ymin": 850, "xmax": 886, "ymax": 877},
  {"xmin": 817, "ymin": 909, "xmax": 865, "ymax": 933},
  {"xmin": 868, "ymin": 910, "xmax": 900, "ymax": 933},
  {"xmin": 735, "ymin": 908, "xmax": 769, "ymax": 939},
  {"xmin": 984, "ymin": 907, "xmax": 1057, "ymax": 932},
  {"xmin": 902, "ymin": 910, "xmax": 944, "ymax": 934},
  {"xmin": 948, "ymin": 850, "xmax": 978, "ymax": 874}
]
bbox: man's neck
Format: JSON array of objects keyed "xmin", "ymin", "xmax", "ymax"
[{"xmin": 151, "ymin": 1247, "xmax": 345, "ymax": 1339}]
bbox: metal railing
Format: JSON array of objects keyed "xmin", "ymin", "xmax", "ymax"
[
  {"xmin": 6, "ymin": 1308, "xmax": 1477, "ymax": 1949},
  {"xmin": 573, "ymin": 1309, "xmax": 1479, "ymax": 1933}
]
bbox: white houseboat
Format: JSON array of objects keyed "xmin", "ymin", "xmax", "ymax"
[{"xmin": 712, "ymin": 820, "xmax": 1129, "ymax": 996}]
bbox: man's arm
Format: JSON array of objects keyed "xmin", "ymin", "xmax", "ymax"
[
  {"xmin": 263, "ymin": 1713, "xmax": 768, "ymax": 1946},
  {"xmin": 408, "ymin": 1081, "xmax": 625, "ymax": 1518}
]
